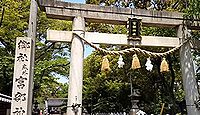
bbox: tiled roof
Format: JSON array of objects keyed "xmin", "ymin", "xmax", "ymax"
[
  {"xmin": 0, "ymin": 93, "xmax": 12, "ymax": 103},
  {"xmin": 47, "ymin": 98, "xmax": 67, "ymax": 107}
]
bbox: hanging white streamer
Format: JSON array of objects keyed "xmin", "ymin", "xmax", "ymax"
[
  {"xmin": 117, "ymin": 55, "xmax": 125, "ymax": 68},
  {"xmin": 145, "ymin": 58, "xmax": 153, "ymax": 71}
]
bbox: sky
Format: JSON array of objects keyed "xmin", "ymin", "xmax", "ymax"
[{"xmin": 64, "ymin": 0, "xmax": 85, "ymax": 3}]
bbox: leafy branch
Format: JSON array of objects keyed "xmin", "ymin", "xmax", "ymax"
[{"xmin": 0, "ymin": 7, "xmax": 4, "ymax": 27}]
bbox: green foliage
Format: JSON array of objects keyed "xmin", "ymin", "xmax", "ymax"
[
  {"xmin": 33, "ymin": 5, "xmax": 72, "ymax": 103},
  {"xmin": 83, "ymin": 47, "xmax": 185, "ymax": 114},
  {"xmin": 142, "ymin": 27, "xmax": 176, "ymax": 37},
  {"xmin": 0, "ymin": 0, "xmax": 30, "ymax": 96},
  {"xmin": 0, "ymin": 0, "xmax": 71, "ymax": 103},
  {"xmin": 83, "ymin": 52, "xmax": 131, "ymax": 113},
  {"xmin": 86, "ymin": 0, "xmax": 189, "ymax": 11},
  {"xmin": 185, "ymin": 0, "xmax": 200, "ymax": 18}
]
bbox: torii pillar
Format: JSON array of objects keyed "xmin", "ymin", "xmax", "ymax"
[
  {"xmin": 67, "ymin": 16, "xmax": 85, "ymax": 115},
  {"xmin": 178, "ymin": 25, "xmax": 200, "ymax": 115}
]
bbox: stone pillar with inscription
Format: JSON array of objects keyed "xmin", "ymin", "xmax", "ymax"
[
  {"xmin": 11, "ymin": 0, "xmax": 38, "ymax": 114},
  {"xmin": 11, "ymin": 37, "xmax": 33, "ymax": 115}
]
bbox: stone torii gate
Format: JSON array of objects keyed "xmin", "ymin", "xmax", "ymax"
[
  {"xmin": 10, "ymin": 0, "xmax": 200, "ymax": 115},
  {"xmin": 37, "ymin": 0, "xmax": 200, "ymax": 115}
]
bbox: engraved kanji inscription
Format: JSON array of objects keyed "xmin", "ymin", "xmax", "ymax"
[
  {"xmin": 14, "ymin": 92, "xmax": 26, "ymax": 102},
  {"xmin": 18, "ymin": 40, "xmax": 30, "ymax": 50},
  {"xmin": 13, "ymin": 107, "xmax": 25, "ymax": 115},
  {"xmin": 15, "ymin": 76, "xmax": 27, "ymax": 89},
  {"xmin": 17, "ymin": 53, "xmax": 28, "ymax": 62},
  {"xmin": 22, "ymin": 64, "xmax": 28, "ymax": 75}
]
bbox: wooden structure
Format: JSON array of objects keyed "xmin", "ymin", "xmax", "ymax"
[
  {"xmin": 46, "ymin": 98, "xmax": 67, "ymax": 115},
  {"xmin": 37, "ymin": 0, "xmax": 200, "ymax": 115},
  {"xmin": 0, "ymin": 93, "xmax": 11, "ymax": 115}
]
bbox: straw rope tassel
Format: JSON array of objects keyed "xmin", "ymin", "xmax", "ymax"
[
  {"xmin": 131, "ymin": 54, "xmax": 141, "ymax": 69},
  {"xmin": 160, "ymin": 58, "xmax": 169, "ymax": 72},
  {"xmin": 101, "ymin": 56, "xmax": 111, "ymax": 71}
]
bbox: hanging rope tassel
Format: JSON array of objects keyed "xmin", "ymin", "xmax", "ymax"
[
  {"xmin": 131, "ymin": 54, "xmax": 141, "ymax": 69},
  {"xmin": 101, "ymin": 56, "xmax": 111, "ymax": 71},
  {"xmin": 160, "ymin": 58, "xmax": 169, "ymax": 72}
]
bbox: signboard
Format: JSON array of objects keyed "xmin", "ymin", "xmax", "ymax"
[{"xmin": 11, "ymin": 37, "xmax": 32, "ymax": 115}]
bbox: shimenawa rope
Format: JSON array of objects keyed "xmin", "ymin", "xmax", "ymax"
[{"xmin": 73, "ymin": 32, "xmax": 189, "ymax": 57}]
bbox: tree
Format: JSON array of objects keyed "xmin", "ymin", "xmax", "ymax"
[
  {"xmin": 0, "ymin": 0, "xmax": 30, "ymax": 96},
  {"xmin": 86, "ymin": 0, "xmax": 189, "ymax": 11},
  {"xmin": 0, "ymin": 0, "xmax": 5, "ymax": 27},
  {"xmin": 34, "ymin": 10, "xmax": 71, "ymax": 102},
  {"xmin": 0, "ymin": 0, "xmax": 71, "ymax": 103}
]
